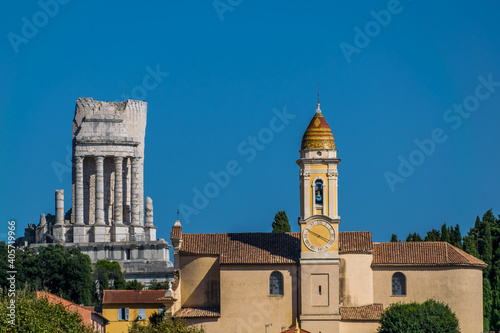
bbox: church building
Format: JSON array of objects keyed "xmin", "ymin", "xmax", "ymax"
[{"xmin": 162, "ymin": 102, "xmax": 486, "ymax": 333}]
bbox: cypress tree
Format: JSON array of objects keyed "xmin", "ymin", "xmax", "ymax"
[
  {"xmin": 272, "ymin": 210, "xmax": 291, "ymax": 233},
  {"xmin": 440, "ymin": 223, "xmax": 451, "ymax": 243}
]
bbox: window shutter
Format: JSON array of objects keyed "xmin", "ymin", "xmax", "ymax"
[
  {"xmin": 125, "ymin": 307, "xmax": 129, "ymax": 320},
  {"xmin": 118, "ymin": 308, "xmax": 122, "ymax": 321},
  {"xmin": 139, "ymin": 308, "xmax": 146, "ymax": 320}
]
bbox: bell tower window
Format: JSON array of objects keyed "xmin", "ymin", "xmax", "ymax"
[{"xmin": 315, "ymin": 180, "xmax": 324, "ymax": 205}]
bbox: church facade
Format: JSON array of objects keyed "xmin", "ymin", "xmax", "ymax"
[
  {"xmin": 17, "ymin": 98, "xmax": 173, "ymax": 285},
  {"xmin": 163, "ymin": 102, "xmax": 485, "ymax": 333}
]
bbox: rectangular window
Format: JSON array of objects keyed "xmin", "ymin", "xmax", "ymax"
[
  {"xmin": 126, "ymin": 249, "xmax": 131, "ymax": 260},
  {"xmin": 118, "ymin": 308, "xmax": 129, "ymax": 321},
  {"xmin": 138, "ymin": 308, "xmax": 146, "ymax": 321}
]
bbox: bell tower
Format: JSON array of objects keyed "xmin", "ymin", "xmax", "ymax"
[{"xmin": 297, "ymin": 101, "xmax": 341, "ymax": 333}]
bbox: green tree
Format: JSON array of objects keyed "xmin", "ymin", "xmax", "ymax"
[
  {"xmin": 129, "ymin": 316, "xmax": 205, "ymax": 333},
  {"xmin": 463, "ymin": 235, "xmax": 479, "ymax": 258},
  {"xmin": 1, "ymin": 245, "xmax": 94, "ymax": 306},
  {"xmin": 94, "ymin": 260, "xmax": 126, "ymax": 300},
  {"xmin": 377, "ymin": 299, "xmax": 459, "ymax": 333},
  {"xmin": 424, "ymin": 229, "xmax": 441, "ymax": 242},
  {"xmin": 126, "ymin": 279, "xmax": 145, "ymax": 290},
  {"xmin": 390, "ymin": 234, "xmax": 399, "ymax": 242},
  {"xmin": 405, "ymin": 233, "xmax": 422, "ymax": 242},
  {"xmin": 271, "ymin": 211, "xmax": 291, "ymax": 233},
  {"xmin": 484, "ymin": 278, "xmax": 493, "ymax": 331},
  {"xmin": 440, "ymin": 223, "xmax": 450, "ymax": 243},
  {"xmin": 0, "ymin": 290, "xmax": 96, "ymax": 333},
  {"xmin": 148, "ymin": 279, "xmax": 169, "ymax": 290},
  {"xmin": 449, "ymin": 224, "xmax": 462, "ymax": 249}
]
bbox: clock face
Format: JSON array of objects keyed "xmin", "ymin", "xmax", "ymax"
[{"xmin": 303, "ymin": 220, "xmax": 336, "ymax": 252}]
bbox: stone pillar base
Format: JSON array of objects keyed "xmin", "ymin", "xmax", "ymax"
[
  {"xmin": 93, "ymin": 224, "xmax": 107, "ymax": 243},
  {"xmin": 113, "ymin": 224, "xmax": 129, "ymax": 242},
  {"xmin": 129, "ymin": 225, "xmax": 144, "ymax": 241},
  {"xmin": 52, "ymin": 225, "xmax": 66, "ymax": 243},
  {"xmin": 144, "ymin": 226, "xmax": 157, "ymax": 242},
  {"xmin": 73, "ymin": 224, "xmax": 88, "ymax": 243}
]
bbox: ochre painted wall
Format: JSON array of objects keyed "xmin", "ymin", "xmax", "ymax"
[
  {"xmin": 186, "ymin": 264, "xmax": 298, "ymax": 333},
  {"xmin": 373, "ymin": 266, "xmax": 483, "ymax": 333},
  {"xmin": 180, "ymin": 255, "xmax": 220, "ymax": 308},
  {"xmin": 340, "ymin": 321, "xmax": 379, "ymax": 333},
  {"xmin": 103, "ymin": 304, "xmax": 160, "ymax": 333},
  {"xmin": 339, "ymin": 253, "xmax": 374, "ymax": 306}
]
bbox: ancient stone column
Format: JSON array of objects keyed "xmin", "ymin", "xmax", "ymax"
[
  {"xmin": 75, "ymin": 156, "xmax": 84, "ymax": 225},
  {"xmin": 114, "ymin": 156, "xmax": 123, "ymax": 225},
  {"xmin": 131, "ymin": 157, "xmax": 141, "ymax": 226},
  {"xmin": 95, "ymin": 156, "xmax": 105, "ymax": 225},
  {"xmin": 55, "ymin": 190, "xmax": 64, "ymax": 225},
  {"xmin": 145, "ymin": 197, "xmax": 153, "ymax": 226}
]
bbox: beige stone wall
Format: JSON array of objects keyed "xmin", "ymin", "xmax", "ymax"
[
  {"xmin": 186, "ymin": 264, "xmax": 298, "ymax": 333},
  {"xmin": 180, "ymin": 255, "xmax": 220, "ymax": 308},
  {"xmin": 339, "ymin": 253, "xmax": 374, "ymax": 306},
  {"xmin": 340, "ymin": 321, "xmax": 379, "ymax": 333},
  {"xmin": 373, "ymin": 266, "xmax": 483, "ymax": 333}
]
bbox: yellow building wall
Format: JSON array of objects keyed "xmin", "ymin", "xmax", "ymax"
[
  {"xmin": 185, "ymin": 264, "xmax": 298, "ymax": 333},
  {"xmin": 340, "ymin": 321, "xmax": 379, "ymax": 333},
  {"xmin": 373, "ymin": 267, "xmax": 483, "ymax": 333},
  {"xmin": 180, "ymin": 255, "xmax": 220, "ymax": 308},
  {"xmin": 339, "ymin": 253, "xmax": 374, "ymax": 306},
  {"xmin": 103, "ymin": 304, "xmax": 160, "ymax": 333}
]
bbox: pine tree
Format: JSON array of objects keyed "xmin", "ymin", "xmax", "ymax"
[
  {"xmin": 272, "ymin": 211, "xmax": 291, "ymax": 233},
  {"xmin": 390, "ymin": 234, "xmax": 399, "ymax": 242}
]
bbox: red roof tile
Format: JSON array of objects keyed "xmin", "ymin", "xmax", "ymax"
[
  {"xmin": 339, "ymin": 231, "xmax": 373, "ymax": 254},
  {"xmin": 340, "ymin": 304, "xmax": 383, "ymax": 321},
  {"xmin": 103, "ymin": 290, "xmax": 167, "ymax": 304},
  {"xmin": 181, "ymin": 233, "xmax": 301, "ymax": 264},
  {"xmin": 373, "ymin": 242, "xmax": 487, "ymax": 268},
  {"xmin": 173, "ymin": 307, "xmax": 221, "ymax": 318},
  {"xmin": 180, "ymin": 231, "xmax": 373, "ymax": 264}
]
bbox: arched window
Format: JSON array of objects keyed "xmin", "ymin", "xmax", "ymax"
[
  {"xmin": 392, "ymin": 272, "xmax": 406, "ymax": 296},
  {"xmin": 315, "ymin": 179, "xmax": 324, "ymax": 205},
  {"xmin": 269, "ymin": 271, "xmax": 284, "ymax": 295}
]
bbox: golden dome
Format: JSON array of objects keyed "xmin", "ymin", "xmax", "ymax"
[{"xmin": 300, "ymin": 103, "xmax": 335, "ymax": 150}]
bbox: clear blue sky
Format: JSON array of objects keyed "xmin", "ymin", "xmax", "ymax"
[{"xmin": 1, "ymin": 1, "xmax": 499, "ymax": 243}]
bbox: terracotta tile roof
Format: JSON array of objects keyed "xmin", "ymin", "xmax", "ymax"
[
  {"xmin": 340, "ymin": 304, "xmax": 383, "ymax": 321},
  {"xmin": 339, "ymin": 231, "xmax": 373, "ymax": 254},
  {"xmin": 373, "ymin": 242, "xmax": 487, "ymax": 268},
  {"xmin": 181, "ymin": 233, "xmax": 301, "ymax": 264},
  {"xmin": 280, "ymin": 327, "xmax": 312, "ymax": 333},
  {"xmin": 173, "ymin": 307, "xmax": 221, "ymax": 318},
  {"xmin": 102, "ymin": 290, "xmax": 167, "ymax": 304},
  {"xmin": 180, "ymin": 231, "xmax": 373, "ymax": 264}
]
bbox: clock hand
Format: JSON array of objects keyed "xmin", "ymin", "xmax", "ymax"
[{"xmin": 308, "ymin": 230, "xmax": 329, "ymax": 243}]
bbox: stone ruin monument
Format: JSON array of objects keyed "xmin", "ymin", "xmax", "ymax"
[{"xmin": 18, "ymin": 98, "xmax": 173, "ymax": 285}]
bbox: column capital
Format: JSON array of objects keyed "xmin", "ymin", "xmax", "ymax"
[
  {"xmin": 114, "ymin": 156, "xmax": 124, "ymax": 163},
  {"xmin": 74, "ymin": 156, "xmax": 84, "ymax": 163},
  {"xmin": 131, "ymin": 156, "xmax": 142, "ymax": 162},
  {"xmin": 95, "ymin": 156, "xmax": 105, "ymax": 162}
]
